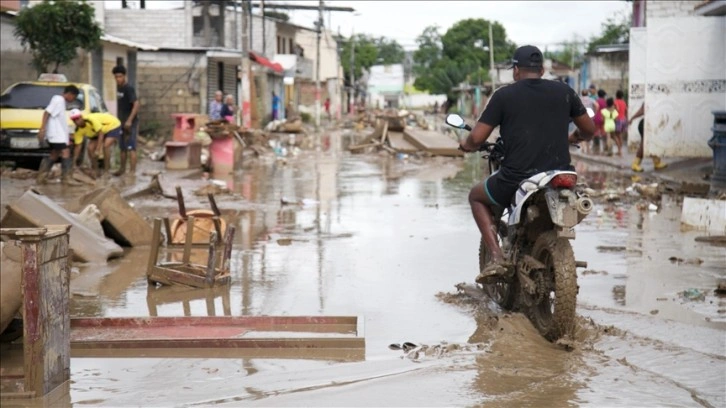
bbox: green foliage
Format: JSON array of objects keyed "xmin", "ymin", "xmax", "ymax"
[
  {"xmin": 300, "ymin": 112, "xmax": 312, "ymax": 124},
  {"xmin": 587, "ymin": 12, "xmax": 630, "ymax": 53},
  {"xmin": 544, "ymin": 37, "xmax": 586, "ymax": 69},
  {"xmin": 14, "ymin": 0, "xmax": 103, "ymax": 75},
  {"xmin": 264, "ymin": 11, "xmax": 289, "ymax": 22},
  {"xmin": 412, "ymin": 20, "xmax": 516, "ymax": 97},
  {"xmin": 340, "ymin": 34, "xmax": 405, "ymax": 85}
]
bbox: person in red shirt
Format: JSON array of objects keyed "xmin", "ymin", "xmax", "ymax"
[
  {"xmin": 614, "ymin": 90, "xmax": 628, "ymax": 152},
  {"xmin": 324, "ymin": 97, "xmax": 331, "ymax": 121}
]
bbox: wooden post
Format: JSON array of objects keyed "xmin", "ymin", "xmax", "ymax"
[
  {"xmin": 182, "ymin": 216, "xmax": 195, "ymax": 264},
  {"xmin": 147, "ymin": 219, "xmax": 161, "ymax": 278},
  {"xmin": 0, "ymin": 226, "xmax": 72, "ymax": 397},
  {"xmin": 221, "ymin": 225, "xmax": 235, "ymax": 271},
  {"xmin": 205, "ymin": 231, "xmax": 218, "ymax": 284}
]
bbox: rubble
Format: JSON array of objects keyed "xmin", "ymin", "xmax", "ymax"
[
  {"xmin": 67, "ymin": 187, "xmax": 153, "ymax": 247},
  {"xmin": 1, "ymin": 189, "xmax": 123, "ymax": 263}
]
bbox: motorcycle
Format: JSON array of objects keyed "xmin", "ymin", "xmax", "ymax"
[{"xmin": 445, "ymin": 113, "xmax": 594, "ymax": 341}]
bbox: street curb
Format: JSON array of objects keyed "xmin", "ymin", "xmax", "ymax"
[{"xmin": 570, "ymin": 151, "xmax": 628, "ymax": 170}]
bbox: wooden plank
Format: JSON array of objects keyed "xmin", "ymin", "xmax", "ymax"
[
  {"xmin": 403, "ymin": 128, "xmax": 464, "ymax": 157},
  {"xmin": 70, "ymin": 346, "xmax": 365, "ymax": 361},
  {"xmin": 387, "ymin": 132, "xmax": 419, "ymax": 154},
  {"xmin": 221, "ymin": 225, "xmax": 235, "ymax": 271},
  {"xmin": 71, "ymin": 316, "xmax": 360, "ymax": 333}
]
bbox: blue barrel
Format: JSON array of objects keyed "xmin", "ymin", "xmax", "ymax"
[{"xmin": 708, "ymin": 110, "xmax": 726, "ymax": 193}]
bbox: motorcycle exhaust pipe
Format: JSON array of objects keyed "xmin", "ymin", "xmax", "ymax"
[{"xmin": 576, "ymin": 196, "xmax": 594, "ymax": 215}]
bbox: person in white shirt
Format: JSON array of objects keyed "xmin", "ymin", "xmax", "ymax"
[{"xmin": 36, "ymin": 85, "xmax": 81, "ymax": 185}]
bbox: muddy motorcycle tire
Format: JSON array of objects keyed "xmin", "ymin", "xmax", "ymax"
[
  {"xmin": 527, "ymin": 231, "xmax": 578, "ymax": 341},
  {"xmin": 478, "ymin": 237, "xmax": 516, "ymax": 309}
]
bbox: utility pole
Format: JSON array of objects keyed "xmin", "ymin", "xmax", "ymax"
[
  {"xmin": 350, "ymin": 26, "xmax": 355, "ymax": 115},
  {"xmin": 488, "ymin": 23, "xmax": 496, "ymax": 91},
  {"xmin": 261, "ymin": 0, "xmax": 266, "ymax": 55},
  {"xmin": 240, "ymin": 0, "xmax": 251, "ymax": 128},
  {"xmin": 315, "ymin": 0, "xmax": 323, "ymax": 130}
]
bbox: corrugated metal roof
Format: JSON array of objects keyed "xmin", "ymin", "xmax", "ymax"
[{"xmin": 101, "ymin": 34, "xmax": 158, "ymax": 51}]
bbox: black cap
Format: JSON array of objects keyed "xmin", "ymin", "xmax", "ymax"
[{"xmin": 511, "ymin": 45, "xmax": 543, "ymax": 69}]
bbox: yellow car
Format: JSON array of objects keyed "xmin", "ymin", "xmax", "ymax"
[{"xmin": 0, "ymin": 74, "xmax": 109, "ymax": 169}]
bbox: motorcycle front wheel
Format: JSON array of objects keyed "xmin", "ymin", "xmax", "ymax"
[
  {"xmin": 528, "ymin": 231, "xmax": 578, "ymax": 341},
  {"xmin": 479, "ymin": 237, "xmax": 516, "ymax": 309}
]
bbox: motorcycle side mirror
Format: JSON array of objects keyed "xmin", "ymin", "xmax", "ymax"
[
  {"xmin": 586, "ymin": 107, "xmax": 595, "ymax": 118},
  {"xmin": 445, "ymin": 114, "xmax": 466, "ymax": 129}
]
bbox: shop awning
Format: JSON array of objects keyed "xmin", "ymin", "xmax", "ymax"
[{"xmin": 249, "ymin": 51, "xmax": 283, "ymax": 73}]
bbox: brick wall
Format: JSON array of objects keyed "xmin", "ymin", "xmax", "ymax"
[
  {"xmin": 298, "ymin": 80, "xmax": 330, "ymax": 107},
  {"xmin": 136, "ymin": 51, "xmax": 207, "ymax": 138},
  {"xmin": 646, "ymin": 0, "xmax": 697, "ymax": 19},
  {"xmin": 105, "ymin": 9, "xmax": 189, "ymax": 49}
]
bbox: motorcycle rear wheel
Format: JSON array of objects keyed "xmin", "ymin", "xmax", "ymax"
[
  {"xmin": 479, "ymin": 237, "xmax": 516, "ymax": 309},
  {"xmin": 528, "ymin": 231, "xmax": 578, "ymax": 341}
]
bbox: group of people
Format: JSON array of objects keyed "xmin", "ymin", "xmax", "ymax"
[
  {"xmin": 208, "ymin": 90, "xmax": 237, "ymax": 123},
  {"xmin": 578, "ymin": 85, "xmax": 628, "ymax": 157},
  {"xmin": 578, "ymin": 84, "xmax": 667, "ymax": 172},
  {"xmin": 36, "ymin": 65, "xmax": 139, "ymax": 185}
]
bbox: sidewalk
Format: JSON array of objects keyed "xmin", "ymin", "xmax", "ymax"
[{"xmin": 570, "ymin": 145, "xmax": 713, "ymax": 194}]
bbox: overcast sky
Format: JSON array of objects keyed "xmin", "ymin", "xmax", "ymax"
[{"xmin": 106, "ymin": 1, "xmax": 631, "ymax": 51}]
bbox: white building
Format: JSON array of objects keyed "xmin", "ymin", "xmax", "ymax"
[
  {"xmin": 367, "ymin": 64, "xmax": 404, "ymax": 109},
  {"xmin": 629, "ymin": 0, "xmax": 726, "ymax": 158}
]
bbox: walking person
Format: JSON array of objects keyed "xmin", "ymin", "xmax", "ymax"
[
  {"xmin": 601, "ymin": 97, "xmax": 621, "ymax": 156},
  {"xmin": 112, "ymin": 65, "xmax": 140, "ymax": 176},
  {"xmin": 272, "ymin": 92, "xmax": 281, "ymax": 121},
  {"xmin": 579, "ymin": 89, "xmax": 598, "ymax": 154},
  {"xmin": 324, "ymin": 97, "xmax": 331, "ymax": 121},
  {"xmin": 614, "ymin": 90, "xmax": 628, "ymax": 150},
  {"xmin": 594, "ymin": 89, "xmax": 608, "ymax": 154},
  {"xmin": 629, "ymin": 103, "xmax": 668, "ymax": 172},
  {"xmin": 209, "ymin": 90, "xmax": 223, "ymax": 121},
  {"xmin": 36, "ymin": 85, "xmax": 82, "ymax": 185}
]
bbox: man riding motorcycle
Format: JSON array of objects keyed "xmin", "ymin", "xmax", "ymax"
[{"xmin": 459, "ymin": 45, "xmax": 596, "ymax": 284}]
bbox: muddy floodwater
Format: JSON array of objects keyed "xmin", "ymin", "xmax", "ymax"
[{"xmin": 2, "ymin": 131, "xmax": 724, "ymax": 407}]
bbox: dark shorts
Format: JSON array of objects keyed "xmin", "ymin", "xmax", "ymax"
[
  {"xmin": 638, "ymin": 119, "xmax": 644, "ymax": 138},
  {"xmin": 105, "ymin": 126, "xmax": 123, "ymax": 140},
  {"xmin": 615, "ymin": 119, "xmax": 627, "ymax": 133},
  {"xmin": 484, "ymin": 171, "xmax": 520, "ymax": 208},
  {"xmin": 118, "ymin": 122, "xmax": 138, "ymax": 150},
  {"xmin": 48, "ymin": 142, "xmax": 69, "ymax": 151}
]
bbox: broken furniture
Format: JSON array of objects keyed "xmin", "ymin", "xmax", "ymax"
[
  {"xmin": 0, "ymin": 226, "xmax": 72, "ymax": 399},
  {"xmin": 165, "ymin": 141, "xmax": 202, "ymax": 170},
  {"xmin": 146, "ymin": 285, "xmax": 231, "ymax": 317},
  {"xmin": 146, "ymin": 215, "xmax": 235, "ymax": 289},
  {"xmin": 1, "ymin": 189, "xmax": 123, "ymax": 263},
  {"xmin": 168, "ymin": 186, "xmax": 227, "ymax": 245},
  {"xmin": 67, "ymin": 186, "xmax": 152, "ymax": 246}
]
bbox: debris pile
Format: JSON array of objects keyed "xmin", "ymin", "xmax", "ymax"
[{"xmin": 348, "ymin": 109, "xmax": 461, "ymax": 157}]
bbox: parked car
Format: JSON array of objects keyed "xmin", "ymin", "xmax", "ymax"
[{"xmin": 0, "ymin": 74, "xmax": 108, "ymax": 169}]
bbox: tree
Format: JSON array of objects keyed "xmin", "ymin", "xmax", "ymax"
[
  {"xmin": 544, "ymin": 37, "xmax": 586, "ymax": 69},
  {"xmin": 14, "ymin": 0, "xmax": 103, "ymax": 74},
  {"xmin": 375, "ymin": 37, "xmax": 405, "ymax": 65},
  {"xmin": 587, "ymin": 12, "xmax": 630, "ymax": 53},
  {"xmin": 413, "ymin": 19, "xmax": 517, "ymax": 97},
  {"xmin": 264, "ymin": 11, "xmax": 290, "ymax": 22},
  {"xmin": 340, "ymin": 34, "xmax": 405, "ymax": 86}
]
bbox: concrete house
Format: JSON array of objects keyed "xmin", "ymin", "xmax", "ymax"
[
  {"xmin": 628, "ymin": 0, "xmax": 725, "ymax": 158},
  {"xmin": 0, "ymin": 0, "xmax": 156, "ymax": 117},
  {"xmin": 103, "ymin": 1, "xmax": 287, "ymax": 131},
  {"xmin": 582, "ymin": 43, "xmax": 629, "ymax": 96}
]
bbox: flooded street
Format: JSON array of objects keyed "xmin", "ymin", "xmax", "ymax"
[{"xmin": 2, "ymin": 132, "xmax": 725, "ymax": 407}]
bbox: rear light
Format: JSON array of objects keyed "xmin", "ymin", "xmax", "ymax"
[{"xmin": 550, "ymin": 174, "xmax": 577, "ymax": 188}]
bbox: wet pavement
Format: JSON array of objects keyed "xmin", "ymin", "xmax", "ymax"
[{"xmin": 1, "ymin": 130, "xmax": 724, "ymax": 407}]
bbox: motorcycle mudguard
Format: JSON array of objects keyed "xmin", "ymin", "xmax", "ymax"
[{"xmin": 508, "ymin": 170, "xmax": 578, "ymax": 226}]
